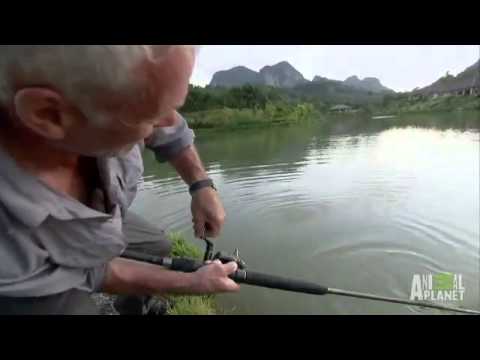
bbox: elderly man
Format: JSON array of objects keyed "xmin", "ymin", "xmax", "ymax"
[{"xmin": 0, "ymin": 45, "xmax": 240, "ymax": 315}]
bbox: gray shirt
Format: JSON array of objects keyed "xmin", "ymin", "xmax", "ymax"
[{"xmin": 0, "ymin": 115, "xmax": 195, "ymax": 297}]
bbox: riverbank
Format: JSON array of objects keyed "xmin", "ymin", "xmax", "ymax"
[
  {"xmin": 182, "ymin": 98, "xmax": 480, "ymax": 132},
  {"xmin": 372, "ymin": 95, "xmax": 480, "ymax": 115},
  {"xmin": 92, "ymin": 233, "xmax": 218, "ymax": 315},
  {"xmin": 184, "ymin": 103, "xmax": 317, "ymax": 130}
]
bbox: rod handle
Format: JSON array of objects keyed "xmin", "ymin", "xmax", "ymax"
[{"xmin": 230, "ymin": 270, "xmax": 329, "ymax": 295}]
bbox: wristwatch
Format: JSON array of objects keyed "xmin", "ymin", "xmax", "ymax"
[{"xmin": 189, "ymin": 178, "xmax": 217, "ymax": 195}]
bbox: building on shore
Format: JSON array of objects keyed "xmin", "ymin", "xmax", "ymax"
[{"xmin": 330, "ymin": 104, "xmax": 353, "ymax": 113}]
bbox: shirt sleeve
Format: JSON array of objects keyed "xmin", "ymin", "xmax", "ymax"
[
  {"xmin": 0, "ymin": 211, "xmax": 109, "ymax": 297},
  {"xmin": 0, "ymin": 262, "xmax": 108, "ymax": 297},
  {"xmin": 144, "ymin": 112, "xmax": 195, "ymax": 163}
]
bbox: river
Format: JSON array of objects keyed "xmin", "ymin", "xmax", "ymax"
[{"xmin": 131, "ymin": 111, "xmax": 480, "ymax": 314}]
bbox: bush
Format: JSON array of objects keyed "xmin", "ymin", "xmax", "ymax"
[{"xmin": 184, "ymin": 101, "xmax": 317, "ymax": 130}]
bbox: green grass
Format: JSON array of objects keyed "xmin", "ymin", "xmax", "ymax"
[
  {"xmin": 184, "ymin": 104, "xmax": 318, "ymax": 130},
  {"xmin": 169, "ymin": 232, "xmax": 203, "ymax": 259},
  {"xmin": 165, "ymin": 232, "xmax": 218, "ymax": 315},
  {"xmin": 167, "ymin": 295, "xmax": 216, "ymax": 315}
]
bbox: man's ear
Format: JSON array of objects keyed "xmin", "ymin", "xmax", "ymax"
[{"xmin": 13, "ymin": 88, "xmax": 73, "ymax": 140}]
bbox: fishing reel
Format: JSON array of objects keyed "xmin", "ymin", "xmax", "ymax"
[{"xmin": 202, "ymin": 237, "xmax": 247, "ymax": 270}]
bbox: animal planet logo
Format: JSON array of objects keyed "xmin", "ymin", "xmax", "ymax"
[{"xmin": 410, "ymin": 272, "xmax": 465, "ymax": 302}]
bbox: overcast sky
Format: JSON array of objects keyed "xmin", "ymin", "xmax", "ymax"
[{"xmin": 190, "ymin": 45, "xmax": 479, "ymax": 92}]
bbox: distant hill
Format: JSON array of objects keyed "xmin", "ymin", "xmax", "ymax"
[
  {"xmin": 209, "ymin": 59, "xmax": 480, "ymax": 99},
  {"xmin": 259, "ymin": 61, "xmax": 308, "ymax": 88},
  {"xmin": 210, "ymin": 66, "xmax": 264, "ymax": 87},
  {"xmin": 413, "ymin": 60, "xmax": 479, "ymax": 95},
  {"xmin": 209, "ymin": 61, "xmax": 395, "ymax": 102},
  {"xmin": 187, "ymin": 58, "xmax": 480, "ymax": 115},
  {"xmin": 344, "ymin": 75, "xmax": 394, "ymax": 93},
  {"xmin": 210, "ymin": 61, "xmax": 307, "ymax": 88}
]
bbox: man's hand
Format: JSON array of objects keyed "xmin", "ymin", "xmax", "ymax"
[
  {"xmin": 191, "ymin": 187, "xmax": 226, "ymax": 238},
  {"xmin": 103, "ymin": 257, "xmax": 240, "ymax": 296},
  {"xmin": 190, "ymin": 260, "xmax": 240, "ymax": 294},
  {"xmin": 166, "ymin": 142, "xmax": 226, "ymax": 239}
]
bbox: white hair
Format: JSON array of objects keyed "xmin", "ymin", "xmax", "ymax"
[{"xmin": 0, "ymin": 45, "xmax": 196, "ymax": 126}]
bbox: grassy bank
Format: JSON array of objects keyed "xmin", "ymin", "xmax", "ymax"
[
  {"xmin": 166, "ymin": 233, "xmax": 217, "ymax": 315},
  {"xmin": 372, "ymin": 95, "xmax": 480, "ymax": 115},
  {"xmin": 181, "ymin": 83, "xmax": 480, "ymax": 128},
  {"xmin": 183, "ymin": 97, "xmax": 480, "ymax": 131},
  {"xmin": 184, "ymin": 103, "xmax": 318, "ymax": 130}
]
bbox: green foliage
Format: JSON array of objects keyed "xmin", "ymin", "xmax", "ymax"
[
  {"xmin": 168, "ymin": 232, "xmax": 202, "ymax": 259},
  {"xmin": 181, "ymin": 82, "xmax": 388, "ymax": 127},
  {"xmin": 283, "ymin": 82, "xmax": 386, "ymax": 106},
  {"xmin": 184, "ymin": 102, "xmax": 317, "ymax": 130},
  {"xmin": 182, "ymin": 84, "xmax": 289, "ymax": 113},
  {"xmin": 167, "ymin": 295, "xmax": 216, "ymax": 315},
  {"xmin": 181, "ymin": 84, "xmax": 318, "ymax": 130},
  {"xmin": 373, "ymin": 93, "xmax": 480, "ymax": 115},
  {"xmin": 182, "ymin": 83, "xmax": 479, "ymax": 128}
]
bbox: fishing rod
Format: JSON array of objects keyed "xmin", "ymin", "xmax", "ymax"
[{"xmin": 120, "ymin": 238, "xmax": 480, "ymax": 315}]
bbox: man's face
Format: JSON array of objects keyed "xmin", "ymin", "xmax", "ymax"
[{"xmin": 63, "ymin": 46, "xmax": 196, "ymax": 157}]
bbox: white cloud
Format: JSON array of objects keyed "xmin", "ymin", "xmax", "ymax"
[{"xmin": 190, "ymin": 45, "xmax": 479, "ymax": 92}]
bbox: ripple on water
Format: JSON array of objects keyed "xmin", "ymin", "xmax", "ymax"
[{"xmin": 392, "ymin": 213, "xmax": 479, "ymax": 255}]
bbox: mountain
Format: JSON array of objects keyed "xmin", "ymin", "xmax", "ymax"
[
  {"xmin": 344, "ymin": 76, "xmax": 394, "ymax": 93},
  {"xmin": 209, "ymin": 61, "xmax": 306, "ymax": 88},
  {"xmin": 259, "ymin": 61, "xmax": 307, "ymax": 87},
  {"xmin": 208, "ymin": 61, "xmax": 398, "ymax": 106},
  {"xmin": 413, "ymin": 60, "xmax": 479, "ymax": 95},
  {"xmin": 209, "ymin": 61, "xmax": 394, "ymax": 96},
  {"xmin": 210, "ymin": 66, "xmax": 263, "ymax": 87},
  {"xmin": 313, "ymin": 75, "xmax": 338, "ymax": 84}
]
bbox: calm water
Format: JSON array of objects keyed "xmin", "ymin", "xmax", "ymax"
[{"xmin": 131, "ymin": 112, "xmax": 480, "ymax": 314}]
